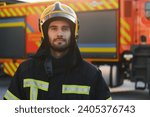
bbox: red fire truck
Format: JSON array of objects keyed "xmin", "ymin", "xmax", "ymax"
[{"xmin": 0, "ymin": 0, "xmax": 150, "ymax": 93}]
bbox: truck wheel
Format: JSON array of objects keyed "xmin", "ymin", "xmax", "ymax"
[
  {"xmin": 111, "ymin": 64, "xmax": 123, "ymax": 87},
  {"xmin": 111, "ymin": 65, "xmax": 118, "ymax": 87}
]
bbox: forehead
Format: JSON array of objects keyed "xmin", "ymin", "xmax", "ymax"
[{"xmin": 49, "ymin": 19, "xmax": 70, "ymax": 27}]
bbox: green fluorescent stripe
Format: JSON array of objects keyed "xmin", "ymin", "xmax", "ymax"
[
  {"xmin": 24, "ymin": 79, "xmax": 49, "ymax": 100},
  {"xmin": 107, "ymin": 97, "xmax": 112, "ymax": 100},
  {"xmin": 30, "ymin": 87, "xmax": 38, "ymax": 100},
  {"xmin": 24, "ymin": 79, "xmax": 49, "ymax": 91},
  {"xmin": 62, "ymin": 85, "xmax": 90, "ymax": 95},
  {"xmin": 4, "ymin": 90, "xmax": 20, "ymax": 100}
]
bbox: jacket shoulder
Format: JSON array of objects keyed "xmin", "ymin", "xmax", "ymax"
[
  {"xmin": 18, "ymin": 58, "xmax": 40, "ymax": 72},
  {"xmin": 80, "ymin": 60, "xmax": 101, "ymax": 79},
  {"xmin": 20, "ymin": 58, "xmax": 34, "ymax": 67},
  {"xmin": 82, "ymin": 60, "xmax": 99, "ymax": 73}
]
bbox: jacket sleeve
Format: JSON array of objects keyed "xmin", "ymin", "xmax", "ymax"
[
  {"xmin": 3, "ymin": 64, "xmax": 26, "ymax": 100},
  {"xmin": 90, "ymin": 70, "xmax": 112, "ymax": 100}
]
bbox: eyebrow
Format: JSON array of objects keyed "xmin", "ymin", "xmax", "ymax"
[{"xmin": 48, "ymin": 25, "xmax": 56, "ymax": 28}]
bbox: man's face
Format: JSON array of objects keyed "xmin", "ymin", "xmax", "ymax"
[{"xmin": 48, "ymin": 20, "xmax": 71, "ymax": 52}]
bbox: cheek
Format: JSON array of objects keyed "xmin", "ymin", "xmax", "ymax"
[{"xmin": 48, "ymin": 31, "xmax": 54, "ymax": 42}]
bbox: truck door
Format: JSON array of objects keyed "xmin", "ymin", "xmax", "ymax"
[
  {"xmin": 77, "ymin": 10, "xmax": 118, "ymax": 61},
  {"xmin": 0, "ymin": 17, "xmax": 25, "ymax": 58}
]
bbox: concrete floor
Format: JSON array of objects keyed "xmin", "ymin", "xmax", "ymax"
[{"xmin": 0, "ymin": 77, "xmax": 149, "ymax": 100}]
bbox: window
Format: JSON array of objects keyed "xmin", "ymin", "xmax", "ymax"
[{"xmin": 145, "ymin": 2, "xmax": 150, "ymax": 20}]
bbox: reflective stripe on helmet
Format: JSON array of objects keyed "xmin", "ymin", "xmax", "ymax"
[
  {"xmin": 4, "ymin": 90, "xmax": 20, "ymax": 100},
  {"xmin": 62, "ymin": 85, "xmax": 90, "ymax": 95},
  {"xmin": 24, "ymin": 79, "xmax": 49, "ymax": 100}
]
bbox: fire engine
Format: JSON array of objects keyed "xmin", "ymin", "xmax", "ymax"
[{"xmin": 0, "ymin": 0, "xmax": 150, "ymax": 93}]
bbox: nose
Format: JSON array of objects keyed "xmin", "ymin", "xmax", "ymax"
[{"xmin": 57, "ymin": 29, "xmax": 63, "ymax": 38}]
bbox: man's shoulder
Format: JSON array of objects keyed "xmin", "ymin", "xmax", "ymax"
[
  {"xmin": 21, "ymin": 58, "xmax": 35, "ymax": 66},
  {"xmin": 81, "ymin": 60, "xmax": 99, "ymax": 74},
  {"xmin": 82, "ymin": 60, "xmax": 98, "ymax": 70},
  {"xmin": 19, "ymin": 58, "xmax": 40, "ymax": 70}
]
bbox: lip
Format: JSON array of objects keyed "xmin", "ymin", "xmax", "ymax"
[{"xmin": 54, "ymin": 38, "xmax": 65, "ymax": 42}]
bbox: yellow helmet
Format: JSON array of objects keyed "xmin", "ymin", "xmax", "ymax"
[{"xmin": 39, "ymin": 2, "xmax": 79, "ymax": 39}]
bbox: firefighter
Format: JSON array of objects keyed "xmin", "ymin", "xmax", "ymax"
[{"xmin": 3, "ymin": 2, "xmax": 111, "ymax": 100}]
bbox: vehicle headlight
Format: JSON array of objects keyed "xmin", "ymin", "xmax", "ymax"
[{"xmin": 123, "ymin": 54, "xmax": 133, "ymax": 61}]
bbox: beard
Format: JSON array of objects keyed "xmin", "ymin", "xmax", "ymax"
[{"xmin": 49, "ymin": 38, "xmax": 71, "ymax": 52}]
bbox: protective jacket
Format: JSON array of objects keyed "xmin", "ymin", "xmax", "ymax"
[{"xmin": 4, "ymin": 40, "xmax": 111, "ymax": 100}]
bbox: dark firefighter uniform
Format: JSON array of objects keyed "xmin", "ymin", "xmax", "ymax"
[{"xmin": 3, "ymin": 2, "xmax": 111, "ymax": 100}]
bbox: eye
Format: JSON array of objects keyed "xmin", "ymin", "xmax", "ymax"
[
  {"xmin": 62, "ymin": 26, "xmax": 70, "ymax": 31},
  {"xmin": 49, "ymin": 26, "xmax": 57, "ymax": 31}
]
